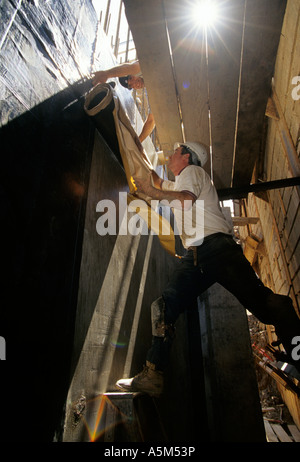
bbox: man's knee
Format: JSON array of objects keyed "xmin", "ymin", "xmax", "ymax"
[{"xmin": 266, "ymin": 293, "xmax": 298, "ymax": 325}]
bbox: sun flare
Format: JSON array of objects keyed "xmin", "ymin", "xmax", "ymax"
[{"xmin": 192, "ymin": 0, "xmax": 219, "ymax": 28}]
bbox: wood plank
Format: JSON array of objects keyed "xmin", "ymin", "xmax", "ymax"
[
  {"xmin": 244, "ymin": 234, "xmax": 260, "ymax": 264},
  {"xmin": 232, "ymin": 0, "xmax": 287, "ymax": 188},
  {"xmin": 164, "ymin": 0, "xmax": 245, "ymax": 189},
  {"xmin": 232, "ymin": 217, "xmax": 259, "ymax": 226},
  {"xmin": 206, "ymin": 0, "xmax": 245, "ymax": 189},
  {"xmin": 124, "ymin": 0, "xmax": 286, "ymax": 191},
  {"xmin": 265, "ymin": 120, "xmax": 277, "ymax": 180},
  {"xmin": 263, "ymin": 419, "xmax": 279, "ymax": 442},
  {"xmin": 123, "ymin": 0, "xmax": 183, "ymax": 154},
  {"xmin": 271, "ymin": 88, "xmax": 300, "ymax": 188},
  {"xmin": 271, "ymin": 424, "xmax": 293, "ymax": 442},
  {"xmin": 164, "ymin": 0, "xmax": 210, "ymax": 160},
  {"xmin": 266, "ymin": 97, "xmax": 279, "ymax": 120},
  {"xmin": 288, "ymin": 424, "xmax": 300, "ymax": 442},
  {"xmin": 277, "ymin": 383, "xmax": 300, "ymax": 430},
  {"xmin": 274, "ymin": 0, "xmax": 300, "ymax": 114}
]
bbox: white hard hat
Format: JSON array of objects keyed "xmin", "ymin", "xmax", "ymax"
[{"xmin": 174, "ymin": 141, "xmax": 208, "ymax": 167}]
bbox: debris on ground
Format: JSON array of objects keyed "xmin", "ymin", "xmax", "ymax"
[{"xmin": 247, "ymin": 313, "xmax": 295, "ymax": 426}]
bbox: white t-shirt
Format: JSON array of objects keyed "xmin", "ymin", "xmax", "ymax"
[{"xmin": 162, "ymin": 165, "xmax": 232, "ymax": 248}]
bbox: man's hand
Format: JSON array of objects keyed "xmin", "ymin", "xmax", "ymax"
[
  {"xmin": 92, "ymin": 61, "xmax": 141, "ymax": 87},
  {"xmin": 134, "ymin": 173, "xmax": 154, "ymax": 196},
  {"xmin": 134, "ymin": 173, "xmax": 195, "ymax": 210},
  {"xmin": 92, "ymin": 71, "xmax": 109, "ymax": 86}
]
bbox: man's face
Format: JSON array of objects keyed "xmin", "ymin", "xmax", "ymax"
[
  {"xmin": 128, "ymin": 76, "xmax": 145, "ymax": 90},
  {"xmin": 168, "ymin": 146, "xmax": 188, "ymax": 174}
]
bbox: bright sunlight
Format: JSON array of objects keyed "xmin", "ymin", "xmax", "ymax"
[{"xmin": 192, "ymin": 0, "xmax": 219, "ymax": 28}]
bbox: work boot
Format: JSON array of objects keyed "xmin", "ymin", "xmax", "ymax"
[{"xmin": 115, "ymin": 361, "xmax": 164, "ymax": 397}]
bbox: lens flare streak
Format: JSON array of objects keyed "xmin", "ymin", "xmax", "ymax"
[{"xmin": 79, "ymin": 394, "xmax": 129, "ymax": 442}]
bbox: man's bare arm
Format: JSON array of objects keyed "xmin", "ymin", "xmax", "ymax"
[
  {"xmin": 139, "ymin": 113, "xmax": 155, "ymax": 143},
  {"xmin": 134, "ymin": 174, "xmax": 195, "ymax": 210},
  {"xmin": 151, "ymin": 170, "xmax": 163, "ymax": 189},
  {"xmin": 92, "ymin": 61, "xmax": 141, "ymax": 86}
]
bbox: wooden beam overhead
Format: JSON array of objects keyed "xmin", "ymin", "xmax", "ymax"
[
  {"xmin": 163, "ymin": 0, "xmax": 210, "ymax": 166},
  {"xmin": 231, "ymin": 0, "xmax": 287, "ymax": 188},
  {"xmin": 124, "ymin": 0, "xmax": 287, "ymax": 191},
  {"xmin": 123, "ymin": 0, "xmax": 183, "ymax": 155},
  {"xmin": 163, "ymin": 0, "xmax": 246, "ymax": 188},
  {"xmin": 205, "ymin": 0, "xmax": 246, "ymax": 188}
]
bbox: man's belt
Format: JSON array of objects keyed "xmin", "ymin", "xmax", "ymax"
[{"xmin": 188, "ymin": 233, "xmax": 231, "ymax": 265}]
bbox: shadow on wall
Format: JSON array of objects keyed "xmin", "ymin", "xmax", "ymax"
[
  {"xmin": 0, "ymin": 78, "xmax": 105, "ymax": 441},
  {"xmin": 0, "ymin": 77, "xmax": 205, "ymax": 443}
]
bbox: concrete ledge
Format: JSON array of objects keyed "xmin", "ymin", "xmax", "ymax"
[{"xmin": 199, "ymin": 283, "xmax": 266, "ymax": 442}]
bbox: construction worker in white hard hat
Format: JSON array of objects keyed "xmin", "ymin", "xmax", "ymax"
[{"xmin": 115, "ymin": 141, "xmax": 300, "ymax": 396}]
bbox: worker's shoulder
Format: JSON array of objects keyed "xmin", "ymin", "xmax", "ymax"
[
  {"xmin": 182, "ymin": 164, "xmax": 207, "ymax": 178},
  {"xmin": 179, "ymin": 165, "xmax": 211, "ymax": 188}
]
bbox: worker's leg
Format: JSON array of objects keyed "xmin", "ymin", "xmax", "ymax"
[
  {"xmin": 211, "ymin": 234, "xmax": 300, "ymax": 367},
  {"xmin": 204, "ymin": 235, "xmax": 273, "ymax": 320},
  {"xmin": 146, "ymin": 250, "xmax": 213, "ymax": 370},
  {"xmin": 115, "ymin": 251, "xmax": 212, "ymax": 394}
]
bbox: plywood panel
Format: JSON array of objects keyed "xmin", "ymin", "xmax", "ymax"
[
  {"xmin": 205, "ymin": 0, "xmax": 245, "ymax": 188},
  {"xmin": 284, "ymin": 3, "xmax": 300, "ymax": 145},
  {"xmin": 123, "ymin": 0, "xmax": 183, "ymax": 154},
  {"xmin": 125, "ymin": 0, "xmax": 285, "ymax": 191},
  {"xmin": 232, "ymin": 0, "xmax": 287, "ymax": 187},
  {"xmin": 274, "ymin": 0, "xmax": 300, "ymax": 111},
  {"xmin": 163, "ymin": 0, "xmax": 210, "ymax": 168},
  {"xmin": 164, "ymin": 0, "xmax": 246, "ymax": 189}
]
